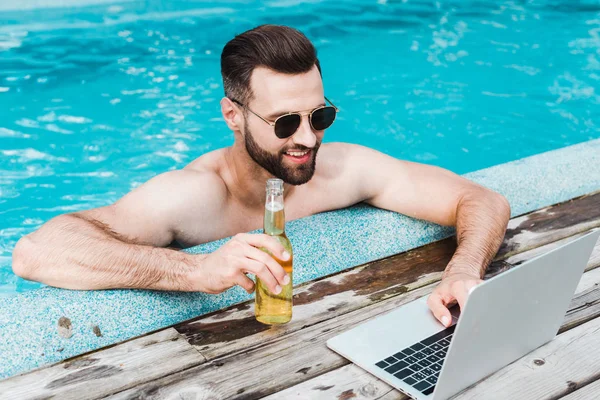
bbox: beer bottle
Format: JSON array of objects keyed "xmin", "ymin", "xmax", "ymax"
[{"xmin": 255, "ymin": 178, "xmax": 293, "ymax": 324}]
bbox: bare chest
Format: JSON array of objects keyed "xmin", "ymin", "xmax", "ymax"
[{"xmin": 176, "ymin": 188, "xmax": 350, "ymax": 248}]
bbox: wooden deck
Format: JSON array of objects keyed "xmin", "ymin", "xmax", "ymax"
[{"xmin": 2, "ymin": 190, "xmax": 600, "ymax": 400}]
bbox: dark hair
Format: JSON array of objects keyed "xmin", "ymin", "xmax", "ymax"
[{"xmin": 221, "ymin": 25, "xmax": 321, "ymax": 105}]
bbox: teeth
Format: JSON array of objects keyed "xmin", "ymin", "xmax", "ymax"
[{"xmin": 286, "ymin": 151, "xmax": 308, "ymax": 157}]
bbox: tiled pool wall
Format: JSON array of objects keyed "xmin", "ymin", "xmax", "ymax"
[{"xmin": 1, "ymin": 138, "xmax": 600, "ymax": 379}]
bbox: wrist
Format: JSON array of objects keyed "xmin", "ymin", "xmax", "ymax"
[
  {"xmin": 150, "ymin": 249, "xmax": 202, "ymax": 291},
  {"xmin": 442, "ymin": 263, "xmax": 482, "ymax": 280}
]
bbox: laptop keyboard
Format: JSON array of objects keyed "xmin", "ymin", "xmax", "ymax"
[{"xmin": 375, "ymin": 325, "xmax": 455, "ymax": 396}]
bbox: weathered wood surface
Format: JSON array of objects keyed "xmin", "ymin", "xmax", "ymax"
[
  {"xmin": 107, "ymin": 238, "xmax": 600, "ymax": 399},
  {"xmin": 264, "ymin": 255, "xmax": 600, "ymax": 400},
  {"xmin": 560, "ymin": 378, "xmax": 600, "ymax": 400},
  {"xmin": 1, "ymin": 190, "xmax": 599, "ymax": 400},
  {"xmin": 108, "ymin": 282, "xmax": 438, "ymax": 399},
  {"xmin": 264, "ymin": 361, "xmax": 406, "ymax": 400},
  {"xmin": 498, "ymin": 190, "xmax": 600, "ymax": 257},
  {"xmin": 0, "ymin": 328, "xmax": 205, "ymax": 400},
  {"xmin": 263, "ymin": 362, "xmax": 407, "ymax": 400}
]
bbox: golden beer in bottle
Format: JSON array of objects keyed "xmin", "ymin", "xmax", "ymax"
[{"xmin": 255, "ymin": 178, "xmax": 293, "ymax": 324}]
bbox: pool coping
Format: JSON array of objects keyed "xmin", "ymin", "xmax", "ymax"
[{"xmin": 1, "ymin": 138, "xmax": 600, "ymax": 380}]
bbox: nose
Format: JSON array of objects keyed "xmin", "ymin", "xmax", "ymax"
[{"xmin": 291, "ymin": 115, "xmax": 317, "ymax": 149}]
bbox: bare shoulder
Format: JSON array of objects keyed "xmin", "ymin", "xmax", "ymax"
[
  {"xmin": 141, "ymin": 148, "xmax": 230, "ymax": 206},
  {"xmin": 113, "ymin": 165, "xmax": 229, "ymax": 225},
  {"xmin": 301, "ymin": 143, "xmax": 383, "ymax": 208},
  {"xmin": 317, "ymin": 142, "xmax": 385, "ymax": 177},
  {"xmin": 75, "ymin": 168, "xmax": 228, "ymax": 247},
  {"xmin": 309, "ymin": 142, "xmax": 410, "ymax": 207},
  {"xmin": 319, "ymin": 142, "xmax": 383, "ymax": 159},
  {"xmin": 318, "ymin": 142, "xmax": 355, "ymax": 159},
  {"xmin": 183, "ymin": 148, "xmax": 228, "ymax": 173},
  {"xmin": 128, "ymin": 168, "xmax": 228, "ymax": 212}
]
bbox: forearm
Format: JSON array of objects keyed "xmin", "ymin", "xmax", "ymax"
[
  {"xmin": 444, "ymin": 189, "xmax": 511, "ymax": 279},
  {"xmin": 12, "ymin": 213, "xmax": 198, "ymax": 291}
]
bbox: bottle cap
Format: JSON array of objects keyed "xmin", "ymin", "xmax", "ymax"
[{"xmin": 266, "ymin": 178, "xmax": 284, "ymax": 193}]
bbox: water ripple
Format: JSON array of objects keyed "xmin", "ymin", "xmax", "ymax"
[{"xmin": 1, "ymin": 0, "xmax": 600, "ymax": 295}]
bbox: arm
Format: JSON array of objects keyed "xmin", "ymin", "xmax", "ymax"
[
  {"xmin": 11, "ymin": 170, "xmax": 291, "ymax": 294},
  {"xmin": 427, "ymin": 187, "xmax": 511, "ymax": 327},
  {"xmin": 12, "ymin": 212, "xmax": 193, "ymax": 291},
  {"xmin": 341, "ymin": 144, "xmax": 511, "ymax": 324},
  {"xmin": 11, "ymin": 170, "xmax": 213, "ymax": 291},
  {"xmin": 443, "ymin": 190, "xmax": 511, "ymax": 279}
]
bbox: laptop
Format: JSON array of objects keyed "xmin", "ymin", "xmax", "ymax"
[{"xmin": 327, "ymin": 229, "xmax": 600, "ymax": 400}]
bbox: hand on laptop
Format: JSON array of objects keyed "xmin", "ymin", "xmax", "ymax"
[{"xmin": 427, "ymin": 272, "xmax": 483, "ymax": 327}]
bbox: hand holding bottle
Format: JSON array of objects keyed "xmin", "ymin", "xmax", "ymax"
[
  {"xmin": 256, "ymin": 178, "xmax": 294, "ymax": 324},
  {"xmin": 191, "ymin": 233, "xmax": 291, "ymax": 295}
]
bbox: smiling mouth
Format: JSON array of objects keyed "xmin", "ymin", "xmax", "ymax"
[{"xmin": 283, "ymin": 149, "xmax": 312, "ymax": 163}]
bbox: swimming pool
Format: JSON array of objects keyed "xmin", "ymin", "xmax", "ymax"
[{"xmin": 1, "ymin": 0, "xmax": 600, "ymax": 296}]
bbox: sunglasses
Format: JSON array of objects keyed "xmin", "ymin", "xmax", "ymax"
[{"xmin": 231, "ymin": 97, "xmax": 339, "ymax": 139}]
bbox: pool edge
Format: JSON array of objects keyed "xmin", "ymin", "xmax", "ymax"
[{"xmin": 1, "ymin": 137, "xmax": 600, "ymax": 379}]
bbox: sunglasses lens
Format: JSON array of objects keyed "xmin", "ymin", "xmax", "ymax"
[
  {"xmin": 274, "ymin": 114, "xmax": 301, "ymax": 139},
  {"xmin": 311, "ymin": 106, "xmax": 337, "ymax": 131}
]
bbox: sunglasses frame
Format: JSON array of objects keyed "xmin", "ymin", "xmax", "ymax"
[{"xmin": 231, "ymin": 97, "xmax": 339, "ymax": 138}]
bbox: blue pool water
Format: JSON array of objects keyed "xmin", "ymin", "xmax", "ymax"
[{"xmin": 1, "ymin": 0, "xmax": 599, "ymax": 296}]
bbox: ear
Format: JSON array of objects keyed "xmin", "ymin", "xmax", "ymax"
[{"xmin": 221, "ymin": 97, "xmax": 243, "ymax": 132}]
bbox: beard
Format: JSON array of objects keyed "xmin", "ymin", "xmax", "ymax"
[{"xmin": 243, "ymin": 119, "xmax": 321, "ymax": 186}]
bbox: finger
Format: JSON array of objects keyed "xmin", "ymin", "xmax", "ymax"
[
  {"xmin": 427, "ymin": 291, "xmax": 453, "ymax": 327},
  {"xmin": 235, "ymin": 273, "xmax": 256, "ymax": 294},
  {"xmin": 242, "ymin": 259, "xmax": 282, "ymax": 294},
  {"xmin": 239, "ymin": 233, "xmax": 290, "ymax": 261},
  {"xmin": 245, "ymin": 246, "xmax": 288, "ymax": 287}
]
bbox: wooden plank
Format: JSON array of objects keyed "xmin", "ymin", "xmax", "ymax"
[
  {"xmin": 376, "ymin": 391, "xmax": 408, "ymax": 400},
  {"xmin": 499, "ymin": 190, "xmax": 600, "ymax": 257},
  {"xmin": 0, "ymin": 328, "xmax": 205, "ymax": 400},
  {"xmin": 107, "ymin": 283, "xmax": 437, "ymax": 400},
  {"xmin": 264, "ymin": 261, "xmax": 600, "ymax": 400},
  {"xmin": 504, "ymin": 229, "xmax": 600, "ymax": 269},
  {"xmin": 107, "ymin": 239, "xmax": 600, "ymax": 400},
  {"xmin": 263, "ymin": 363, "xmax": 409, "ymax": 400},
  {"xmin": 175, "ymin": 192, "xmax": 600, "ymax": 362},
  {"xmin": 561, "ymin": 271, "xmax": 600, "ymax": 334},
  {"xmin": 559, "ymin": 378, "xmax": 600, "ymax": 400}
]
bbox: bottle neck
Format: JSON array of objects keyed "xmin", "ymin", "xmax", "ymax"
[{"xmin": 264, "ymin": 191, "xmax": 285, "ymax": 236}]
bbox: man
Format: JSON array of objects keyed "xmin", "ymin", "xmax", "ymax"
[{"xmin": 12, "ymin": 25, "xmax": 510, "ymax": 328}]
